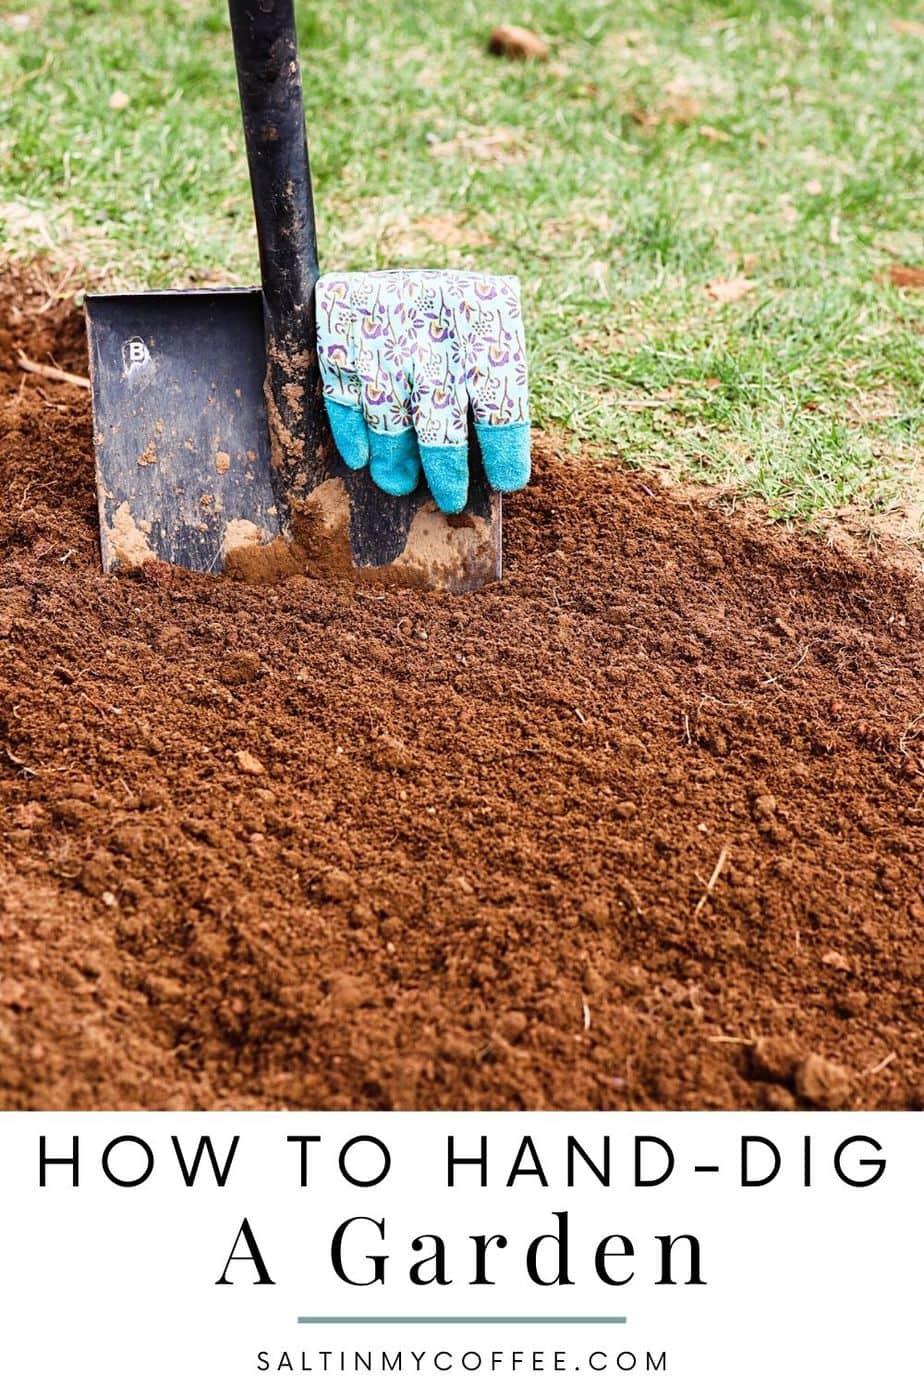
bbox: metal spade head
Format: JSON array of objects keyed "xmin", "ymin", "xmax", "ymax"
[
  {"xmin": 85, "ymin": 287, "xmax": 502, "ymax": 590},
  {"xmin": 85, "ymin": 287, "xmax": 284, "ymax": 576}
]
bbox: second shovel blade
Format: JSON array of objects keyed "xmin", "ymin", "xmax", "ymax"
[{"xmin": 85, "ymin": 287, "xmax": 282, "ymax": 574}]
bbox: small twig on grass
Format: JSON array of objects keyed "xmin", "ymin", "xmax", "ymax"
[
  {"xmin": 11, "ymin": 50, "xmax": 52, "ymax": 92},
  {"xmin": 37, "ymin": 264, "xmax": 78, "ymax": 315},
  {"xmin": 694, "ymin": 843, "xmax": 730, "ymax": 917},
  {"xmin": 863, "ymin": 1051, "xmax": 897, "ymax": 1077},
  {"xmin": 707, "ymin": 1034, "xmax": 754, "ymax": 1045},
  {"xmin": 16, "ymin": 351, "xmax": 90, "ymax": 390}
]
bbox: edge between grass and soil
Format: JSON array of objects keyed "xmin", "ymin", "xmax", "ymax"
[{"xmin": 0, "ymin": 0, "xmax": 921, "ymax": 557}]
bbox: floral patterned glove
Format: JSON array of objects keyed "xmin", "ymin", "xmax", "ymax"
[{"xmin": 315, "ymin": 269, "xmax": 531, "ymax": 514}]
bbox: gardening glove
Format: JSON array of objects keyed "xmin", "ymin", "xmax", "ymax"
[{"xmin": 315, "ymin": 269, "xmax": 531, "ymax": 514}]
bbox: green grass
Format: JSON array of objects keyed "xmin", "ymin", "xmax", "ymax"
[{"xmin": 1, "ymin": 0, "xmax": 922, "ymax": 528}]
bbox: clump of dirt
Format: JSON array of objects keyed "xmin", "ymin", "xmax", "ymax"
[{"xmin": 1, "ymin": 272, "xmax": 922, "ymax": 1111}]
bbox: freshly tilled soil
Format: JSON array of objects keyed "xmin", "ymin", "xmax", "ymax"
[{"xmin": 0, "ymin": 274, "xmax": 922, "ymax": 1111}]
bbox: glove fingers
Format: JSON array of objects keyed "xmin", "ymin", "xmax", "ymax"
[
  {"xmin": 361, "ymin": 354, "xmax": 419, "ymax": 494},
  {"xmin": 316, "ymin": 280, "xmax": 370, "ymax": 471},
  {"xmin": 411, "ymin": 354, "xmax": 470, "ymax": 514},
  {"xmin": 462, "ymin": 274, "xmax": 530, "ymax": 495},
  {"xmin": 318, "ymin": 270, "xmax": 532, "ymax": 508},
  {"xmin": 368, "ymin": 428, "xmax": 422, "ymax": 497},
  {"xmin": 475, "ymin": 421, "xmax": 531, "ymax": 494},
  {"xmin": 419, "ymin": 444, "xmax": 470, "ymax": 515},
  {"xmin": 325, "ymin": 398, "xmax": 371, "ymax": 471}
]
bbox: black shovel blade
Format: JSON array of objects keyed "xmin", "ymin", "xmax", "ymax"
[
  {"xmin": 86, "ymin": 287, "xmax": 503, "ymax": 591},
  {"xmin": 85, "ymin": 288, "xmax": 282, "ymax": 574}
]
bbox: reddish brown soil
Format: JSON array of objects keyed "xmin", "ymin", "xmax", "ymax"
[{"xmin": 1, "ymin": 274, "xmax": 922, "ymax": 1112}]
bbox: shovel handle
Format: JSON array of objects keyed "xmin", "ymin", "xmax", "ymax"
[
  {"xmin": 228, "ymin": 0, "xmax": 324, "ymax": 505},
  {"xmin": 229, "ymin": 0, "xmax": 319, "ymax": 308}
]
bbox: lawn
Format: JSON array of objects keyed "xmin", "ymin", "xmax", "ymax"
[{"xmin": 0, "ymin": 0, "xmax": 921, "ymax": 530}]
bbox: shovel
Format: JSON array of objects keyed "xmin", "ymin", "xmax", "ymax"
[{"xmin": 85, "ymin": 0, "xmax": 501, "ymax": 593}]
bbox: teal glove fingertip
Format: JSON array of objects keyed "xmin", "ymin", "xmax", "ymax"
[
  {"xmin": 419, "ymin": 444, "xmax": 470, "ymax": 514},
  {"xmin": 369, "ymin": 428, "xmax": 422, "ymax": 497},
  {"xmin": 325, "ymin": 399, "xmax": 370, "ymax": 471},
  {"xmin": 475, "ymin": 421, "xmax": 531, "ymax": 494}
]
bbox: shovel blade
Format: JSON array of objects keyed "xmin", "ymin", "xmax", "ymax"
[
  {"xmin": 288, "ymin": 440, "xmax": 502, "ymax": 596},
  {"xmin": 86, "ymin": 288, "xmax": 502, "ymax": 591},
  {"xmin": 85, "ymin": 288, "xmax": 282, "ymax": 575}
]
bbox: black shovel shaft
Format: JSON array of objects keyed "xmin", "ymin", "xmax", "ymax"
[
  {"xmin": 229, "ymin": 0, "xmax": 326, "ymax": 505},
  {"xmin": 229, "ymin": 0, "xmax": 318, "ymax": 317}
]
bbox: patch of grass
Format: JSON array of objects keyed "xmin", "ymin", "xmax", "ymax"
[{"xmin": 0, "ymin": 0, "xmax": 921, "ymax": 527}]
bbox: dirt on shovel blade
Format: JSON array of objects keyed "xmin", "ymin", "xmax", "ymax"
[{"xmin": 0, "ymin": 271, "xmax": 922, "ymax": 1112}]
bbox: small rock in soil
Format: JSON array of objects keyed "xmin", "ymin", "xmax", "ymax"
[
  {"xmin": 580, "ymin": 895, "xmax": 611, "ymax": 928},
  {"xmin": 439, "ymin": 1032, "xmax": 473, "ymax": 1061},
  {"xmin": 317, "ymin": 868, "xmax": 355, "ymax": 904},
  {"xmin": 794, "ymin": 1053, "xmax": 851, "ymax": 1109},
  {"xmin": 762, "ymin": 1083, "xmax": 797, "ymax": 1111},
  {"xmin": 329, "ymin": 973, "xmax": 369, "ymax": 1010},
  {"xmin": 582, "ymin": 964, "xmax": 605, "ymax": 995},
  {"xmin": 498, "ymin": 1009, "xmax": 529, "ymax": 1042},
  {"xmin": 0, "ymin": 978, "xmax": 28, "ymax": 1008},
  {"xmin": 835, "ymin": 989, "xmax": 867, "ymax": 1019},
  {"xmin": 371, "ymin": 733, "xmax": 414, "ymax": 772},
  {"xmin": 218, "ymin": 651, "xmax": 262, "ymax": 686},
  {"xmin": 748, "ymin": 1036, "xmax": 800, "ymax": 1085},
  {"xmin": 234, "ymin": 749, "xmax": 266, "ymax": 776},
  {"xmin": 154, "ymin": 624, "xmax": 184, "ymax": 654}
]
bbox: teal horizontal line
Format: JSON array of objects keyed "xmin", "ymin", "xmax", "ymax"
[{"xmin": 297, "ymin": 1317, "xmax": 626, "ymax": 1325}]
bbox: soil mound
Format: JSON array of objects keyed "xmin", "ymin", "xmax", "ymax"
[{"xmin": 1, "ymin": 274, "xmax": 921, "ymax": 1110}]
